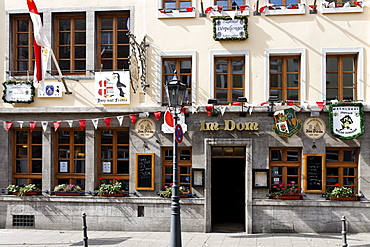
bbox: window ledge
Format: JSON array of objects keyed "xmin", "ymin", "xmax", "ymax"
[
  {"xmin": 209, "ymin": 9, "xmax": 250, "ymax": 17},
  {"xmin": 321, "ymin": 3, "xmax": 363, "ymax": 13},
  {"xmin": 157, "ymin": 8, "xmax": 196, "ymax": 19},
  {"xmin": 265, "ymin": 4, "xmax": 306, "ymax": 15}
]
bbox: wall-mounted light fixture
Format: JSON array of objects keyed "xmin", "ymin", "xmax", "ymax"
[
  {"xmin": 312, "ymin": 140, "xmax": 317, "ymax": 150},
  {"xmin": 237, "ymin": 97, "xmax": 248, "ymax": 117},
  {"xmin": 268, "ymin": 89, "xmax": 279, "ymax": 116},
  {"xmin": 206, "ymin": 99, "xmax": 219, "ymax": 116}
]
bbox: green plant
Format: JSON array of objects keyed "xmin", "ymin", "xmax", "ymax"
[
  {"xmin": 329, "ymin": 184, "xmax": 355, "ymax": 198},
  {"xmin": 7, "ymin": 185, "xmax": 20, "ymax": 193},
  {"xmin": 159, "ymin": 184, "xmax": 189, "ymax": 198},
  {"xmin": 96, "ymin": 181, "xmax": 123, "ymax": 196},
  {"xmin": 18, "ymin": 184, "xmax": 38, "ymax": 196},
  {"xmin": 269, "ymin": 181, "xmax": 299, "ymax": 198},
  {"xmin": 54, "ymin": 184, "xmax": 82, "ymax": 192}
]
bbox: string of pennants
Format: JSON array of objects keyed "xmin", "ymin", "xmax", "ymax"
[{"xmin": 2, "ymin": 101, "xmax": 326, "ymax": 132}]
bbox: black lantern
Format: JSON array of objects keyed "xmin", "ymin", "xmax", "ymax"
[{"xmin": 165, "ymin": 71, "xmax": 187, "ymax": 107}]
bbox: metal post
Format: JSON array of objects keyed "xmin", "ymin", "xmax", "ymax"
[
  {"xmin": 341, "ymin": 216, "xmax": 348, "ymax": 247},
  {"xmin": 170, "ymin": 108, "xmax": 182, "ymax": 247},
  {"xmin": 82, "ymin": 213, "xmax": 88, "ymax": 247}
]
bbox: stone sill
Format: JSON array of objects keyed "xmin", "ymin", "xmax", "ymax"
[{"xmin": 253, "ymin": 198, "xmax": 370, "ymax": 207}]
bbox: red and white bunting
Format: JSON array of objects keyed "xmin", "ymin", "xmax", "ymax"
[
  {"xmin": 104, "ymin": 118, "xmax": 111, "ymax": 128},
  {"xmin": 154, "ymin": 111, "xmax": 161, "ymax": 121},
  {"xmin": 79, "ymin": 120, "xmax": 86, "ymax": 130},
  {"xmin": 129, "ymin": 114, "xmax": 137, "ymax": 124},
  {"xmin": 117, "ymin": 116, "xmax": 124, "ymax": 126},
  {"xmin": 41, "ymin": 121, "xmax": 48, "ymax": 132},
  {"xmin": 17, "ymin": 121, "xmax": 24, "ymax": 129},
  {"xmin": 29, "ymin": 122, "xmax": 36, "ymax": 132},
  {"xmin": 5, "ymin": 121, "xmax": 12, "ymax": 132},
  {"xmin": 54, "ymin": 121, "xmax": 61, "ymax": 132},
  {"xmin": 92, "ymin": 119, "xmax": 99, "ymax": 129}
]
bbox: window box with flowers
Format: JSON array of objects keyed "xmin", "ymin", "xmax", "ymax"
[
  {"xmin": 321, "ymin": 1, "xmax": 363, "ymax": 14},
  {"xmin": 95, "ymin": 178, "xmax": 126, "ymax": 197},
  {"xmin": 268, "ymin": 181, "xmax": 302, "ymax": 199},
  {"xmin": 7, "ymin": 184, "xmax": 41, "ymax": 196},
  {"xmin": 158, "ymin": 184, "xmax": 193, "ymax": 198},
  {"xmin": 325, "ymin": 183, "xmax": 359, "ymax": 201},
  {"xmin": 54, "ymin": 184, "xmax": 83, "ymax": 196}
]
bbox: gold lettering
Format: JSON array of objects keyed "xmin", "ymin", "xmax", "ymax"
[
  {"xmin": 244, "ymin": 122, "xmax": 250, "ymax": 130},
  {"xmin": 224, "ymin": 120, "xmax": 235, "ymax": 131},
  {"xmin": 251, "ymin": 122, "xmax": 259, "ymax": 130},
  {"xmin": 199, "ymin": 120, "xmax": 207, "ymax": 131},
  {"xmin": 206, "ymin": 122, "xmax": 219, "ymax": 130},
  {"xmin": 236, "ymin": 122, "xmax": 245, "ymax": 131}
]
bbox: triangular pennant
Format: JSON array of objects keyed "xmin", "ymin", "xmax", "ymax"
[
  {"xmin": 67, "ymin": 120, "xmax": 73, "ymax": 128},
  {"xmin": 181, "ymin": 107, "xmax": 187, "ymax": 114},
  {"xmin": 129, "ymin": 114, "xmax": 137, "ymax": 124},
  {"xmin": 17, "ymin": 121, "xmax": 24, "ymax": 129},
  {"xmin": 54, "ymin": 121, "xmax": 61, "ymax": 132},
  {"xmin": 41, "ymin": 121, "xmax": 48, "ymax": 132},
  {"xmin": 79, "ymin": 120, "xmax": 86, "ymax": 130},
  {"xmin": 5, "ymin": 121, "xmax": 12, "ymax": 132},
  {"xmin": 316, "ymin": 101, "xmax": 324, "ymax": 111},
  {"xmin": 117, "ymin": 116, "xmax": 124, "ymax": 126},
  {"xmin": 104, "ymin": 118, "xmax": 111, "ymax": 128},
  {"xmin": 154, "ymin": 111, "xmax": 161, "ymax": 121},
  {"xmin": 29, "ymin": 121, "xmax": 36, "ymax": 132},
  {"xmin": 220, "ymin": 106, "xmax": 226, "ymax": 116},
  {"xmin": 139, "ymin": 112, "xmax": 149, "ymax": 118},
  {"xmin": 249, "ymin": 106, "xmax": 253, "ymax": 115},
  {"xmin": 205, "ymin": 105, "xmax": 213, "ymax": 116},
  {"xmin": 92, "ymin": 119, "xmax": 99, "ymax": 129}
]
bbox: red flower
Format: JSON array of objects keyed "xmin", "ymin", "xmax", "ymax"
[
  {"xmin": 350, "ymin": 184, "xmax": 355, "ymax": 187},
  {"xmin": 117, "ymin": 178, "xmax": 121, "ymax": 181},
  {"xmin": 335, "ymin": 183, "xmax": 340, "ymax": 187},
  {"xmin": 99, "ymin": 177, "xmax": 103, "ymax": 180},
  {"xmin": 109, "ymin": 180, "xmax": 113, "ymax": 183}
]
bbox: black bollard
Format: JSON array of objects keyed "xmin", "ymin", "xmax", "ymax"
[
  {"xmin": 341, "ymin": 216, "xmax": 348, "ymax": 247},
  {"xmin": 82, "ymin": 213, "xmax": 88, "ymax": 247}
]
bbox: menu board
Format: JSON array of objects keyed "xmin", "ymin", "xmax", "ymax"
[
  {"xmin": 304, "ymin": 154, "xmax": 324, "ymax": 192},
  {"xmin": 136, "ymin": 153, "xmax": 154, "ymax": 190}
]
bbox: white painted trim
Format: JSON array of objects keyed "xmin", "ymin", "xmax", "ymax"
[
  {"xmin": 321, "ymin": 47, "xmax": 364, "ymax": 101},
  {"xmin": 265, "ymin": 48, "xmax": 306, "ymax": 102},
  {"xmin": 210, "ymin": 50, "xmax": 250, "ymax": 101},
  {"xmin": 157, "ymin": 0, "xmax": 196, "ymax": 18},
  {"xmin": 265, "ymin": 2, "xmax": 306, "ymax": 15},
  {"xmin": 156, "ymin": 51, "xmax": 197, "ymax": 105}
]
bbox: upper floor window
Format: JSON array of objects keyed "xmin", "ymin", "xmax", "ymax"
[
  {"xmin": 54, "ymin": 14, "xmax": 86, "ymax": 75},
  {"xmin": 215, "ymin": 0, "xmax": 245, "ymax": 10},
  {"xmin": 97, "ymin": 12, "xmax": 130, "ymax": 71},
  {"xmin": 162, "ymin": 58, "xmax": 192, "ymax": 105},
  {"xmin": 214, "ymin": 57, "xmax": 245, "ymax": 104},
  {"xmin": 270, "ymin": 56, "xmax": 300, "ymax": 102},
  {"xmin": 12, "ymin": 15, "xmax": 35, "ymax": 76},
  {"xmin": 163, "ymin": 0, "xmax": 191, "ymax": 11},
  {"xmin": 326, "ymin": 55, "xmax": 357, "ymax": 101},
  {"xmin": 13, "ymin": 130, "xmax": 42, "ymax": 187}
]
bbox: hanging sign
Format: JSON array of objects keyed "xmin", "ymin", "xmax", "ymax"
[
  {"xmin": 303, "ymin": 117, "xmax": 326, "ymax": 139},
  {"xmin": 38, "ymin": 81, "xmax": 62, "ymax": 97},
  {"xmin": 213, "ymin": 16, "xmax": 248, "ymax": 41},
  {"xmin": 2, "ymin": 80, "xmax": 35, "ymax": 104},
  {"xmin": 272, "ymin": 108, "xmax": 302, "ymax": 138},
  {"xmin": 135, "ymin": 118, "xmax": 156, "ymax": 139},
  {"xmin": 95, "ymin": 71, "xmax": 130, "ymax": 104},
  {"xmin": 329, "ymin": 103, "xmax": 364, "ymax": 139}
]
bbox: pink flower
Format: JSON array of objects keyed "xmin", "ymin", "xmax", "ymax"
[
  {"xmin": 290, "ymin": 181, "xmax": 296, "ymax": 184},
  {"xmin": 273, "ymin": 186, "xmax": 277, "ymax": 189}
]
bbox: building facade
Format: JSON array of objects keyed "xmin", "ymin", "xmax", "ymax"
[{"xmin": 1, "ymin": 0, "xmax": 370, "ymax": 233}]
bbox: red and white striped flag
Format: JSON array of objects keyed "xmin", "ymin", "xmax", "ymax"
[{"xmin": 27, "ymin": 0, "xmax": 50, "ymax": 90}]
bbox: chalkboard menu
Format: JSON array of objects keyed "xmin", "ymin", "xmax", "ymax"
[
  {"xmin": 304, "ymin": 154, "xmax": 324, "ymax": 192},
  {"xmin": 136, "ymin": 153, "xmax": 154, "ymax": 190}
]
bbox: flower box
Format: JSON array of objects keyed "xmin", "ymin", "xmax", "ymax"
[
  {"xmin": 330, "ymin": 196, "xmax": 359, "ymax": 201},
  {"xmin": 13, "ymin": 192, "xmax": 42, "ymax": 196},
  {"xmin": 54, "ymin": 192, "xmax": 83, "ymax": 196},
  {"xmin": 271, "ymin": 195, "xmax": 302, "ymax": 200},
  {"xmin": 102, "ymin": 192, "xmax": 126, "ymax": 197}
]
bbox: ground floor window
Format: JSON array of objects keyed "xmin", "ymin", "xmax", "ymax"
[
  {"xmin": 326, "ymin": 148, "xmax": 358, "ymax": 193},
  {"xmin": 13, "ymin": 129, "xmax": 43, "ymax": 187},
  {"xmin": 269, "ymin": 147, "xmax": 301, "ymax": 192},
  {"xmin": 162, "ymin": 147, "xmax": 192, "ymax": 191}
]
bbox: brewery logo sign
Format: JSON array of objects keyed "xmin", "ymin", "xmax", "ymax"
[
  {"xmin": 303, "ymin": 117, "xmax": 326, "ymax": 139},
  {"xmin": 329, "ymin": 103, "xmax": 364, "ymax": 139},
  {"xmin": 272, "ymin": 108, "xmax": 302, "ymax": 138}
]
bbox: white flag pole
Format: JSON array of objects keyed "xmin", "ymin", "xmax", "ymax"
[{"xmin": 50, "ymin": 49, "xmax": 72, "ymax": 94}]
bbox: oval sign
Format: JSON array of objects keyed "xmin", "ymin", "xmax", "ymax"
[{"xmin": 175, "ymin": 124, "xmax": 183, "ymax": 143}]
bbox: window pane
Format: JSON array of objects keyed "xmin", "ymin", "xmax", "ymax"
[
  {"xmin": 58, "ymin": 145, "xmax": 70, "ymax": 158},
  {"xmin": 271, "ymin": 150, "xmax": 282, "ymax": 161},
  {"xmin": 59, "ymin": 19, "xmax": 70, "ymax": 31},
  {"xmin": 326, "ymin": 88, "xmax": 338, "ymax": 101},
  {"xmin": 117, "ymin": 160, "xmax": 129, "ymax": 174},
  {"xmin": 232, "ymin": 59, "xmax": 244, "ymax": 73},
  {"xmin": 101, "ymin": 32, "xmax": 113, "ymax": 45},
  {"xmin": 180, "ymin": 60, "xmax": 191, "ymax": 73},
  {"xmin": 326, "ymin": 74, "xmax": 338, "ymax": 87},
  {"xmin": 165, "ymin": 2, "xmax": 176, "ymax": 9},
  {"xmin": 327, "ymin": 168, "xmax": 338, "ymax": 176},
  {"xmin": 18, "ymin": 47, "xmax": 28, "ymax": 59},
  {"xmin": 287, "ymin": 150, "xmax": 298, "ymax": 161},
  {"xmin": 59, "ymin": 60, "xmax": 70, "ymax": 71},
  {"xmin": 287, "ymin": 167, "xmax": 299, "ymax": 175},
  {"xmin": 165, "ymin": 166, "xmax": 172, "ymax": 174},
  {"xmin": 74, "ymin": 179, "xmax": 85, "ymax": 190},
  {"xmin": 343, "ymin": 151, "xmax": 356, "ymax": 162},
  {"xmin": 272, "ymin": 167, "xmax": 282, "ymax": 175},
  {"xmin": 180, "ymin": 175, "xmax": 190, "ymax": 183},
  {"xmin": 180, "ymin": 2, "xmax": 191, "ymax": 9},
  {"xmin": 287, "ymin": 89, "xmax": 298, "ymax": 100},
  {"xmin": 118, "ymin": 46, "xmax": 129, "ymax": 58},
  {"xmin": 232, "ymin": 75, "xmax": 243, "ymax": 88},
  {"xmin": 343, "ymin": 168, "xmax": 355, "ymax": 176},
  {"xmin": 326, "ymin": 177, "xmax": 338, "ymax": 186},
  {"xmin": 101, "ymin": 146, "xmax": 113, "ymax": 159},
  {"xmin": 216, "ymin": 75, "xmax": 228, "ymax": 88},
  {"xmin": 75, "ymin": 33, "xmax": 86, "ymax": 45},
  {"xmin": 18, "ymin": 20, "xmax": 29, "ymax": 32},
  {"xmin": 270, "ymin": 59, "xmax": 282, "ymax": 72},
  {"xmin": 59, "ymin": 33, "xmax": 70, "ymax": 45},
  {"xmin": 326, "ymin": 57, "xmax": 338, "ymax": 72},
  {"xmin": 75, "ymin": 18, "xmax": 86, "ymax": 31},
  {"xmin": 101, "ymin": 18, "xmax": 113, "ymax": 30},
  {"xmin": 118, "ymin": 60, "xmax": 129, "ymax": 69},
  {"xmin": 212, "ymin": 147, "xmax": 223, "ymax": 156},
  {"xmin": 270, "ymin": 74, "xmax": 282, "ymax": 87},
  {"xmin": 180, "ymin": 166, "xmax": 190, "ymax": 174},
  {"xmin": 164, "ymin": 61, "xmax": 176, "ymax": 73},
  {"xmin": 32, "ymin": 146, "xmax": 42, "ymax": 158},
  {"xmin": 326, "ymin": 150, "xmax": 339, "ymax": 161},
  {"xmin": 165, "ymin": 175, "xmax": 172, "ymax": 184},
  {"xmin": 287, "ymin": 74, "xmax": 298, "ymax": 87},
  {"xmin": 287, "ymin": 177, "xmax": 299, "ymax": 184},
  {"xmin": 117, "ymin": 131, "xmax": 129, "ymax": 144},
  {"xmin": 343, "ymin": 177, "xmax": 355, "ymax": 186},
  {"xmin": 343, "ymin": 89, "xmax": 354, "ymax": 100},
  {"xmin": 74, "ymin": 131, "xmax": 85, "ymax": 144},
  {"xmin": 286, "ymin": 59, "xmax": 298, "ymax": 72},
  {"xmin": 180, "ymin": 149, "xmax": 191, "ymax": 160},
  {"xmin": 216, "ymin": 90, "xmax": 227, "ymax": 103},
  {"xmin": 343, "ymin": 74, "xmax": 354, "ymax": 87},
  {"xmin": 18, "ymin": 61, "xmax": 29, "ymax": 71},
  {"xmin": 232, "ymin": 90, "xmax": 243, "ymax": 101},
  {"xmin": 59, "ymin": 47, "xmax": 70, "ymax": 59},
  {"xmin": 18, "ymin": 33, "xmax": 28, "ymax": 45},
  {"xmin": 234, "ymin": 147, "xmax": 245, "ymax": 156},
  {"xmin": 32, "ymin": 160, "xmax": 42, "ymax": 173},
  {"xmin": 118, "ymin": 17, "xmax": 130, "ymax": 30},
  {"xmin": 16, "ymin": 160, "xmax": 28, "ymax": 173},
  {"xmin": 216, "ymin": 60, "xmax": 228, "ymax": 73},
  {"xmin": 117, "ymin": 147, "xmax": 129, "ymax": 159},
  {"xmin": 74, "ymin": 160, "xmax": 85, "ymax": 173},
  {"xmin": 74, "ymin": 146, "xmax": 85, "ymax": 159},
  {"xmin": 16, "ymin": 146, "xmax": 28, "ymax": 158},
  {"xmin": 58, "ymin": 131, "xmax": 70, "ymax": 144},
  {"xmin": 343, "ymin": 57, "xmax": 354, "ymax": 71},
  {"xmin": 75, "ymin": 60, "xmax": 86, "ymax": 70},
  {"xmin": 118, "ymin": 32, "xmax": 129, "ymax": 44},
  {"xmin": 101, "ymin": 131, "xmax": 113, "ymax": 144}
]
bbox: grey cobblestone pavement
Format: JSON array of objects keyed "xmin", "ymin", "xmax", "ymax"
[{"xmin": 1, "ymin": 229, "xmax": 370, "ymax": 247}]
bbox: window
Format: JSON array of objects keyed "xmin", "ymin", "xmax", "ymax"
[
  {"xmin": 55, "ymin": 130, "xmax": 85, "ymax": 189},
  {"xmin": 215, "ymin": 0, "xmax": 245, "ymax": 10},
  {"xmin": 270, "ymin": 56, "xmax": 300, "ymax": 102},
  {"xmin": 270, "ymin": 0, "xmax": 301, "ymax": 6},
  {"xmin": 12, "ymin": 15, "xmax": 35, "ymax": 75},
  {"xmin": 326, "ymin": 55, "xmax": 357, "ymax": 101},
  {"xmin": 270, "ymin": 148, "xmax": 301, "ymax": 191},
  {"xmin": 162, "ymin": 58, "xmax": 192, "ymax": 105},
  {"xmin": 162, "ymin": 147, "xmax": 192, "ymax": 191},
  {"xmin": 54, "ymin": 14, "xmax": 86, "ymax": 74},
  {"xmin": 326, "ymin": 148, "xmax": 357, "ymax": 193},
  {"xmin": 163, "ymin": 0, "xmax": 191, "ymax": 11},
  {"xmin": 97, "ymin": 12, "xmax": 130, "ymax": 71},
  {"xmin": 214, "ymin": 57, "xmax": 245, "ymax": 104},
  {"xmin": 13, "ymin": 130, "xmax": 42, "ymax": 187},
  {"xmin": 98, "ymin": 129, "xmax": 130, "ymax": 190}
]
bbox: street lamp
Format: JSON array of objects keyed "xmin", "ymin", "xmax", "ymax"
[{"xmin": 165, "ymin": 71, "xmax": 187, "ymax": 247}]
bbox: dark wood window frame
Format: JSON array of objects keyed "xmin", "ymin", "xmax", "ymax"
[
  {"xmin": 13, "ymin": 129, "xmax": 43, "ymax": 187},
  {"xmin": 269, "ymin": 147, "xmax": 301, "ymax": 191},
  {"xmin": 162, "ymin": 147, "xmax": 192, "ymax": 191},
  {"xmin": 54, "ymin": 13, "xmax": 86, "ymax": 75},
  {"xmin": 214, "ymin": 0, "xmax": 247, "ymax": 10},
  {"xmin": 326, "ymin": 148, "xmax": 358, "ymax": 193},
  {"xmin": 163, "ymin": 0, "xmax": 192, "ymax": 10},
  {"xmin": 214, "ymin": 56, "xmax": 245, "ymax": 104},
  {"xmin": 97, "ymin": 12, "xmax": 130, "ymax": 71},
  {"xmin": 326, "ymin": 54, "xmax": 357, "ymax": 101},
  {"xmin": 270, "ymin": 55, "xmax": 300, "ymax": 102}
]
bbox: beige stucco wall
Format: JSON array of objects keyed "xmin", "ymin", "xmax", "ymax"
[{"xmin": 3, "ymin": 0, "xmax": 370, "ymax": 108}]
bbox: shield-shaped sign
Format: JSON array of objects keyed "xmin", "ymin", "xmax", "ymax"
[
  {"xmin": 272, "ymin": 108, "xmax": 302, "ymax": 138},
  {"xmin": 329, "ymin": 103, "xmax": 364, "ymax": 140}
]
